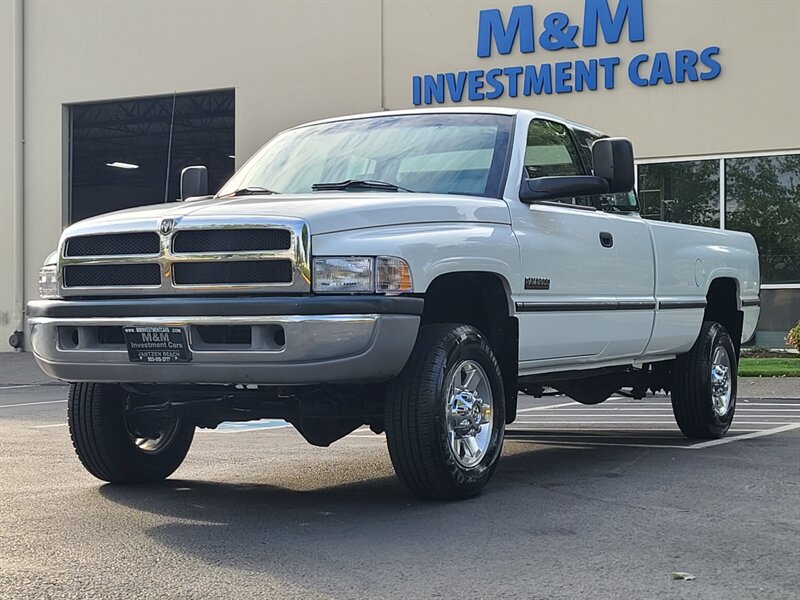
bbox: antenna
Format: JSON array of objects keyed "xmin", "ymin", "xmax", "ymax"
[{"xmin": 163, "ymin": 91, "xmax": 177, "ymax": 202}]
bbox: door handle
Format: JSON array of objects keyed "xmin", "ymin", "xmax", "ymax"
[{"xmin": 599, "ymin": 232, "xmax": 614, "ymax": 248}]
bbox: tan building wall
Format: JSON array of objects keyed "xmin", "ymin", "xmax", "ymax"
[
  {"xmin": 383, "ymin": 0, "xmax": 800, "ymax": 159},
  {"xmin": 1, "ymin": 0, "xmax": 798, "ymax": 350},
  {"xmin": 0, "ymin": 0, "xmax": 24, "ymax": 350}
]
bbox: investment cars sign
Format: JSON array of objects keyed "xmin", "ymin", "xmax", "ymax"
[{"xmin": 411, "ymin": 0, "xmax": 721, "ymax": 105}]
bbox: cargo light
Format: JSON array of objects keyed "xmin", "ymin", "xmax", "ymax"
[{"xmin": 106, "ymin": 161, "xmax": 139, "ymax": 169}]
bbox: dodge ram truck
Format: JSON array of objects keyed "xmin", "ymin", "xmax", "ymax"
[{"xmin": 28, "ymin": 108, "xmax": 760, "ymax": 499}]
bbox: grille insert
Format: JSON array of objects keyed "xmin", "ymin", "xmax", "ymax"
[
  {"xmin": 172, "ymin": 229, "xmax": 291, "ymax": 253},
  {"xmin": 65, "ymin": 233, "xmax": 160, "ymax": 257},
  {"xmin": 173, "ymin": 260, "xmax": 293, "ymax": 285},
  {"xmin": 63, "ymin": 264, "xmax": 161, "ymax": 287}
]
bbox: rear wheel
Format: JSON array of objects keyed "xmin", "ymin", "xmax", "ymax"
[
  {"xmin": 671, "ymin": 321, "xmax": 737, "ymax": 439},
  {"xmin": 68, "ymin": 383, "xmax": 194, "ymax": 483},
  {"xmin": 385, "ymin": 324, "xmax": 505, "ymax": 500}
]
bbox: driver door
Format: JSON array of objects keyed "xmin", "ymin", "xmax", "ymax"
[{"xmin": 514, "ymin": 119, "xmax": 618, "ymax": 364}]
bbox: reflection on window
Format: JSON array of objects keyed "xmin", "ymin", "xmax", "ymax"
[
  {"xmin": 638, "ymin": 160, "xmax": 720, "ymax": 228},
  {"xmin": 726, "ymin": 155, "xmax": 800, "ymax": 284},
  {"xmin": 524, "ymin": 120, "xmax": 582, "ymax": 178}
]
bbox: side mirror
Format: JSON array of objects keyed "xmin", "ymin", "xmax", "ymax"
[
  {"xmin": 592, "ymin": 138, "xmax": 634, "ymax": 193},
  {"xmin": 180, "ymin": 166, "xmax": 208, "ymax": 200},
  {"xmin": 519, "ymin": 175, "xmax": 609, "ymax": 203}
]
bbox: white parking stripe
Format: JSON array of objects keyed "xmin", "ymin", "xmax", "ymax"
[
  {"xmin": 0, "ymin": 399, "xmax": 66, "ymax": 408},
  {"xmin": 32, "ymin": 423, "xmax": 68, "ymax": 428},
  {"xmin": 516, "ymin": 402, "xmax": 576, "ymax": 412},
  {"xmin": 511, "ymin": 420, "xmax": 792, "ymax": 426},
  {"xmin": 508, "ymin": 439, "xmax": 691, "ymax": 449},
  {"xmin": 689, "ymin": 424, "xmax": 800, "ymax": 448},
  {"xmin": 0, "ymin": 384, "xmax": 41, "ymax": 390},
  {"xmin": 521, "ymin": 408, "xmax": 800, "ymax": 412}
]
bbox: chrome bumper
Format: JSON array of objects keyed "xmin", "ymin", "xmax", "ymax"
[{"xmin": 27, "ymin": 297, "xmax": 422, "ymax": 385}]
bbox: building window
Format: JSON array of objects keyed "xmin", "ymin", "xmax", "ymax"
[
  {"xmin": 637, "ymin": 160, "xmax": 720, "ymax": 228},
  {"xmin": 725, "ymin": 154, "xmax": 800, "ymax": 285},
  {"xmin": 68, "ymin": 89, "xmax": 235, "ymax": 223}
]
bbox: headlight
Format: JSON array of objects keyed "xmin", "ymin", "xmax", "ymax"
[
  {"xmin": 313, "ymin": 256, "xmax": 413, "ymax": 294},
  {"xmin": 38, "ymin": 264, "xmax": 60, "ymax": 299}
]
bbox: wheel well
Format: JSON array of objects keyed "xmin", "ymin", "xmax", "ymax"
[
  {"xmin": 421, "ymin": 272, "xmax": 519, "ymax": 423},
  {"xmin": 705, "ymin": 278, "xmax": 743, "ymax": 355}
]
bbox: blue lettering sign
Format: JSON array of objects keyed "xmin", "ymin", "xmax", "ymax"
[
  {"xmin": 582, "ymin": 0, "xmax": 645, "ymax": 47},
  {"xmin": 412, "ymin": 1, "xmax": 721, "ymax": 105},
  {"xmin": 700, "ymin": 46, "xmax": 722, "ymax": 80},
  {"xmin": 477, "ymin": 5, "xmax": 535, "ymax": 58},
  {"xmin": 523, "ymin": 64, "xmax": 552, "ymax": 95}
]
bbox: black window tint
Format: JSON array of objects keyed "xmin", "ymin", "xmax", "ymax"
[{"xmin": 572, "ymin": 129, "xmax": 597, "ymax": 173}]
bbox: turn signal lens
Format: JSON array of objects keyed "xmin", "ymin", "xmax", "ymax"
[{"xmin": 376, "ymin": 257, "xmax": 413, "ymax": 294}]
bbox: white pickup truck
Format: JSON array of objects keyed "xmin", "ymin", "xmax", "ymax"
[{"xmin": 28, "ymin": 108, "xmax": 760, "ymax": 499}]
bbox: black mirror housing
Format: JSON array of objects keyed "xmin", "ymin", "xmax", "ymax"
[
  {"xmin": 519, "ymin": 175, "xmax": 610, "ymax": 203},
  {"xmin": 180, "ymin": 165, "xmax": 208, "ymax": 200},
  {"xmin": 592, "ymin": 138, "xmax": 634, "ymax": 193}
]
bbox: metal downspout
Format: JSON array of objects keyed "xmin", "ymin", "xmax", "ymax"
[{"xmin": 13, "ymin": 0, "xmax": 25, "ymax": 349}]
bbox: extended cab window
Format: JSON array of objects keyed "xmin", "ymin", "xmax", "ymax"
[{"xmin": 524, "ymin": 120, "xmax": 592, "ymax": 206}]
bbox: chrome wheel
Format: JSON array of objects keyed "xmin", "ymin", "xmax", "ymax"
[
  {"xmin": 711, "ymin": 345, "xmax": 732, "ymax": 416},
  {"xmin": 446, "ymin": 360, "xmax": 493, "ymax": 469}
]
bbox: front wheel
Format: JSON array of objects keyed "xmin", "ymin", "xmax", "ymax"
[
  {"xmin": 671, "ymin": 321, "xmax": 737, "ymax": 439},
  {"xmin": 68, "ymin": 383, "xmax": 195, "ymax": 483},
  {"xmin": 385, "ymin": 324, "xmax": 505, "ymax": 500}
]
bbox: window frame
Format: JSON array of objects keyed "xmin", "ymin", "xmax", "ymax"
[{"xmin": 636, "ymin": 148, "xmax": 800, "ymax": 289}]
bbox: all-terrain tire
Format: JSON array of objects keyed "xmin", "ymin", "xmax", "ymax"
[
  {"xmin": 385, "ymin": 324, "xmax": 505, "ymax": 500},
  {"xmin": 68, "ymin": 382, "xmax": 194, "ymax": 483},
  {"xmin": 671, "ymin": 321, "xmax": 737, "ymax": 439}
]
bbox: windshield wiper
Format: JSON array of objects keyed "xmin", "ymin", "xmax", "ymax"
[
  {"xmin": 311, "ymin": 179, "xmax": 414, "ymax": 193},
  {"xmin": 217, "ymin": 186, "xmax": 279, "ymax": 198}
]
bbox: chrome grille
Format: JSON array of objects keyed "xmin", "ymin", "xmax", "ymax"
[
  {"xmin": 65, "ymin": 233, "xmax": 160, "ymax": 257},
  {"xmin": 58, "ymin": 217, "xmax": 310, "ymax": 297},
  {"xmin": 172, "ymin": 229, "xmax": 291, "ymax": 253},
  {"xmin": 173, "ymin": 260, "xmax": 293, "ymax": 285},
  {"xmin": 63, "ymin": 264, "xmax": 161, "ymax": 288}
]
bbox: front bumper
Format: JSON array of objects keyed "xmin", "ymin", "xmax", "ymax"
[{"xmin": 27, "ymin": 296, "xmax": 422, "ymax": 385}]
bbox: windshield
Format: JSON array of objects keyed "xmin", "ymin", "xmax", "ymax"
[{"xmin": 216, "ymin": 113, "xmax": 513, "ymax": 198}]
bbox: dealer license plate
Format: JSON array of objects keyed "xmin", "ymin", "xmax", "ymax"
[{"xmin": 123, "ymin": 326, "xmax": 192, "ymax": 363}]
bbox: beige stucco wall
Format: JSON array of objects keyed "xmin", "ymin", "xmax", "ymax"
[
  {"xmin": 1, "ymin": 0, "xmax": 798, "ymax": 351},
  {"xmin": 0, "ymin": 0, "xmax": 24, "ymax": 350},
  {"xmin": 11, "ymin": 0, "xmax": 383, "ymax": 351},
  {"xmin": 383, "ymin": 0, "xmax": 800, "ymax": 159}
]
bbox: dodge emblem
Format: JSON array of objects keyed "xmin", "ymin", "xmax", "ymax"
[{"xmin": 160, "ymin": 219, "xmax": 175, "ymax": 235}]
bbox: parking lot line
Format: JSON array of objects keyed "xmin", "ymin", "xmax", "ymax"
[
  {"xmin": 32, "ymin": 423, "xmax": 68, "ymax": 428},
  {"xmin": 689, "ymin": 424, "xmax": 800, "ymax": 448},
  {"xmin": 511, "ymin": 420, "xmax": 792, "ymax": 426},
  {"xmin": 0, "ymin": 384, "xmax": 41, "ymax": 390},
  {"xmin": 516, "ymin": 402, "xmax": 576, "ymax": 413},
  {"xmin": 0, "ymin": 399, "xmax": 67, "ymax": 408}
]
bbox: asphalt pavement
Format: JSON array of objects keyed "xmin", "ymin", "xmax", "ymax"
[{"xmin": 1, "ymin": 353, "xmax": 798, "ymax": 599}]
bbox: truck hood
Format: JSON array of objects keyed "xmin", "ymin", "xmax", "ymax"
[{"xmin": 64, "ymin": 192, "xmax": 511, "ymax": 236}]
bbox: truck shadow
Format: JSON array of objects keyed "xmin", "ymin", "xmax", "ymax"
[{"xmin": 97, "ymin": 440, "xmax": 675, "ymax": 585}]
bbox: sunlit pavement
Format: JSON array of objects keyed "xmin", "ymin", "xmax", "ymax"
[{"xmin": 1, "ymin": 355, "xmax": 798, "ymax": 599}]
